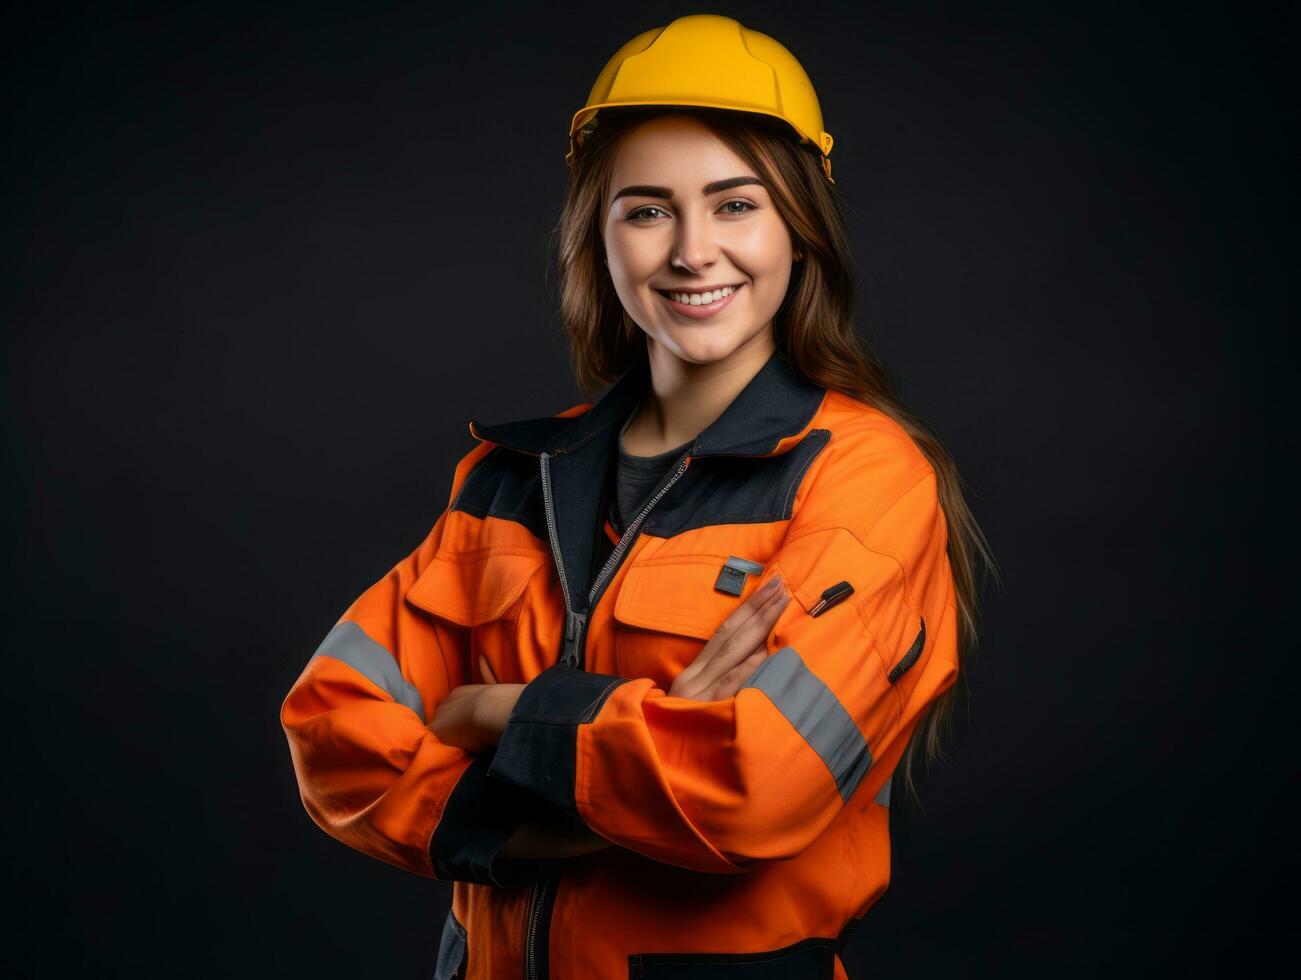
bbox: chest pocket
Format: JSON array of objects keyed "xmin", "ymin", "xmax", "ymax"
[
  {"xmin": 405, "ymin": 548, "xmax": 551, "ymax": 684},
  {"xmin": 612, "ymin": 555, "xmax": 757, "ymax": 690}
]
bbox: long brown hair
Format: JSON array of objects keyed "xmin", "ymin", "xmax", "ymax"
[{"xmin": 548, "ymin": 105, "xmax": 1000, "ymax": 803}]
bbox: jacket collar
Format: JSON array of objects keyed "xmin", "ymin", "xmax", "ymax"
[{"xmin": 468, "ymin": 349, "xmax": 827, "ymax": 459}]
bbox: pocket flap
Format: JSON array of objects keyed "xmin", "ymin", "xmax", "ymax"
[
  {"xmin": 613, "ymin": 556, "xmax": 753, "ymax": 640},
  {"xmin": 407, "ymin": 549, "xmax": 548, "ymax": 627}
]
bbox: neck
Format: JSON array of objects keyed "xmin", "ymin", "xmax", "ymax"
[{"xmin": 621, "ymin": 329, "xmax": 776, "ymax": 456}]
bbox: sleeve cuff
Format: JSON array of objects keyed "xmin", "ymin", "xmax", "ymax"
[
  {"xmin": 429, "ymin": 751, "xmax": 561, "ymax": 888},
  {"xmin": 485, "ymin": 663, "xmax": 629, "ymax": 817}
]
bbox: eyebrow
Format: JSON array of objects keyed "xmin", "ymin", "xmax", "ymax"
[{"xmin": 610, "ymin": 175, "xmax": 765, "ymax": 204}]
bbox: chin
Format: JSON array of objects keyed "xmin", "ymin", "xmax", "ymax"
[{"xmin": 657, "ymin": 326, "xmax": 754, "ymax": 367}]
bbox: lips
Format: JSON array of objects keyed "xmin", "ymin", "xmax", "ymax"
[{"xmin": 656, "ymin": 284, "xmax": 744, "ymax": 320}]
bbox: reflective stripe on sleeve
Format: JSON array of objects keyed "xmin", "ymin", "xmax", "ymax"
[
  {"xmin": 874, "ymin": 776, "xmax": 891, "ymax": 807},
  {"xmin": 740, "ymin": 646, "xmax": 872, "ymax": 802},
  {"xmin": 312, "ymin": 620, "xmax": 427, "ymax": 718}
]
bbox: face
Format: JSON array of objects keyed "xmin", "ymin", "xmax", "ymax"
[{"xmin": 602, "ymin": 115, "xmax": 798, "ymax": 367}]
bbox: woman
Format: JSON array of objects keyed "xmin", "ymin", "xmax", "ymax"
[{"xmin": 281, "ymin": 14, "xmax": 993, "ymax": 979}]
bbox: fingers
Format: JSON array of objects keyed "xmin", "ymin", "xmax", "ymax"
[
  {"xmin": 713, "ymin": 574, "xmax": 785, "ymax": 642},
  {"xmin": 670, "ymin": 573, "xmax": 793, "ymax": 700},
  {"xmin": 478, "ymin": 654, "xmax": 499, "ymax": 684},
  {"xmin": 706, "ymin": 646, "xmax": 771, "ymax": 701},
  {"xmin": 727, "ymin": 579, "xmax": 789, "ymax": 656},
  {"xmin": 692, "ymin": 578, "xmax": 790, "ymax": 691}
]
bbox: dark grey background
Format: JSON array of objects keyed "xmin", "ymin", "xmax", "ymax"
[{"xmin": 6, "ymin": 1, "xmax": 1288, "ymax": 975}]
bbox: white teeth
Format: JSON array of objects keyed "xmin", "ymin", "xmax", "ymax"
[{"xmin": 668, "ymin": 285, "xmax": 736, "ymax": 305}]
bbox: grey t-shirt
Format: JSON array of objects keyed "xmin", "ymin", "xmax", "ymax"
[{"xmin": 611, "ymin": 429, "xmax": 693, "ymax": 536}]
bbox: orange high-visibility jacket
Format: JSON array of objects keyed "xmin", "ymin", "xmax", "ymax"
[{"xmin": 281, "ymin": 350, "xmax": 959, "ymax": 979}]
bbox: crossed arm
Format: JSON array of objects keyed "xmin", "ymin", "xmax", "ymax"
[
  {"xmin": 426, "ymin": 663, "xmax": 607, "ymax": 861},
  {"xmin": 284, "ymin": 450, "xmax": 950, "ymax": 881},
  {"xmin": 429, "ymin": 575, "xmax": 792, "ymax": 861}
]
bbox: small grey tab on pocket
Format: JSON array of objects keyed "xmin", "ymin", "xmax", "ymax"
[{"xmin": 714, "ymin": 555, "xmax": 765, "ymax": 596}]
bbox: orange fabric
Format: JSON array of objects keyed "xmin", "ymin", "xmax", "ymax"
[
  {"xmin": 280, "ymin": 439, "xmax": 500, "ymax": 877},
  {"xmin": 576, "ymin": 459, "xmax": 949, "ymax": 872},
  {"xmin": 281, "ymin": 384, "xmax": 958, "ymax": 977}
]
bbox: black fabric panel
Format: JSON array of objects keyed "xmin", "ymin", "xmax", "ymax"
[
  {"xmin": 627, "ymin": 936, "xmax": 837, "ymax": 978},
  {"xmin": 463, "ymin": 352, "xmax": 827, "ymax": 462},
  {"xmin": 449, "ymin": 445, "xmax": 550, "ymax": 545},
  {"xmin": 432, "ymin": 908, "xmax": 467, "ymax": 980},
  {"xmin": 427, "ymin": 752, "xmax": 560, "ymax": 888},
  {"xmin": 689, "ymin": 356, "xmax": 827, "ymax": 458},
  {"xmin": 449, "ymin": 426, "xmax": 831, "ymax": 552},
  {"xmin": 543, "ymin": 419, "xmax": 627, "ymax": 614},
  {"xmin": 486, "ymin": 663, "xmax": 629, "ymax": 816},
  {"xmin": 643, "ymin": 429, "xmax": 832, "ymax": 538},
  {"xmin": 468, "ymin": 414, "xmax": 575, "ymax": 453}
]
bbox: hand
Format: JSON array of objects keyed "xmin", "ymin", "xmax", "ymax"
[
  {"xmin": 429, "ymin": 681, "xmax": 523, "ymax": 753},
  {"xmin": 669, "ymin": 573, "xmax": 791, "ymax": 701},
  {"xmin": 473, "ymin": 656, "xmax": 525, "ymax": 742}
]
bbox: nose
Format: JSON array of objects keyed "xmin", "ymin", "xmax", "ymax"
[{"xmin": 669, "ymin": 210, "xmax": 719, "ymax": 274}]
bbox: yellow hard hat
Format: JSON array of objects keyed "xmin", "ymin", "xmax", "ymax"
[{"xmin": 567, "ymin": 14, "xmax": 836, "ymax": 183}]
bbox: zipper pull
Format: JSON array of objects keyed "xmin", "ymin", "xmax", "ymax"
[{"xmin": 562, "ymin": 608, "xmax": 588, "ymax": 667}]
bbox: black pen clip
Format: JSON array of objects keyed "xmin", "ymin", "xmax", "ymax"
[{"xmin": 809, "ymin": 580, "xmax": 854, "ymax": 617}]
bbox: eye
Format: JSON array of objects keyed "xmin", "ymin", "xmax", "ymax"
[
  {"xmin": 626, "ymin": 205, "xmax": 667, "ymax": 222},
  {"xmin": 626, "ymin": 199, "xmax": 759, "ymax": 222}
]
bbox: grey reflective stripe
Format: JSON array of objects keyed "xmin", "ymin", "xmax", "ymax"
[
  {"xmin": 740, "ymin": 646, "xmax": 872, "ymax": 802},
  {"xmin": 312, "ymin": 620, "xmax": 426, "ymax": 718},
  {"xmin": 874, "ymin": 776, "xmax": 891, "ymax": 807}
]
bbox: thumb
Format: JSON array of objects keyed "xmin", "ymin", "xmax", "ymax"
[{"xmin": 478, "ymin": 654, "xmax": 499, "ymax": 684}]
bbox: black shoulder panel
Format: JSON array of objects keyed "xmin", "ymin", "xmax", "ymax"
[
  {"xmin": 643, "ymin": 429, "xmax": 832, "ymax": 538},
  {"xmin": 449, "ymin": 428, "xmax": 832, "ymax": 546},
  {"xmin": 449, "ymin": 446, "xmax": 550, "ymax": 545}
]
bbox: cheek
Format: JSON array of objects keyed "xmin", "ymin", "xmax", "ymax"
[
  {"xmin": 730, "ymin": 229, "xmax": 792, "ymax": 298},
  {"xmin": 734, "ymin": 218, "xmax": 794, "ymax": 273},
  {"xmin": 605, "ymin": 226, "xmax": 662, "ymax": 283},
  {"xmin": 739, "ymin": 257, "xmax": 793, "ymax": 320}
]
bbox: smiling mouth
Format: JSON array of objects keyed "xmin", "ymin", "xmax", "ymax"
[
  {"xmin": 654, "ymin": 283, "xmax": 745, "ymax": 319},
  {"xmin": 653, "ymin": 284, "xmax": 743, "ymax": 302}
]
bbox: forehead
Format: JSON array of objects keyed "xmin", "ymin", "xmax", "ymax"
[{"xmin": 608, "ymin": 116, "xmax": 748, "ymax": 187}]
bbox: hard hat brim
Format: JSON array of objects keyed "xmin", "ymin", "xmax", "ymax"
[{"xmin": 566, "ymin": 101, "xmax": 833, "ymax": 182}]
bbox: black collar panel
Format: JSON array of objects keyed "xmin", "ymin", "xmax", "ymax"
[{"xmin": 468, "ymin": 350, "xmax": 827, "ymax": 459}]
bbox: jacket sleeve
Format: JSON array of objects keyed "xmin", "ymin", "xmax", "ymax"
[
  {"xmin": 280, "ymin": 443, "xmax": 563, "ymax": 887},
  {"xmin": 486, "ymin": 452, "xmax": 960, "ymax": 875}
]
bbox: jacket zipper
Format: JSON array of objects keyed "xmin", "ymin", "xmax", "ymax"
[
  {"xmin": 523, "ymin": 874, "xmax": 554, "ymax": 980},
  {"xmin": 539, "ymin": 451, "xmax": 587, "ymax": 667},
  {"xmin": 583, "ymin": 451, "xmax": 692, "ymax": 643},
  {"xmin": 541, "ymin": 449, "xmax": 693, "ymax": 668},
  {"xmin": 524, "ymin": 446, "xmax": 692, "ymax": 980},
  {"xmin": 886, "ymin": 617, "xmax": 927, "ymax": 684}
]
